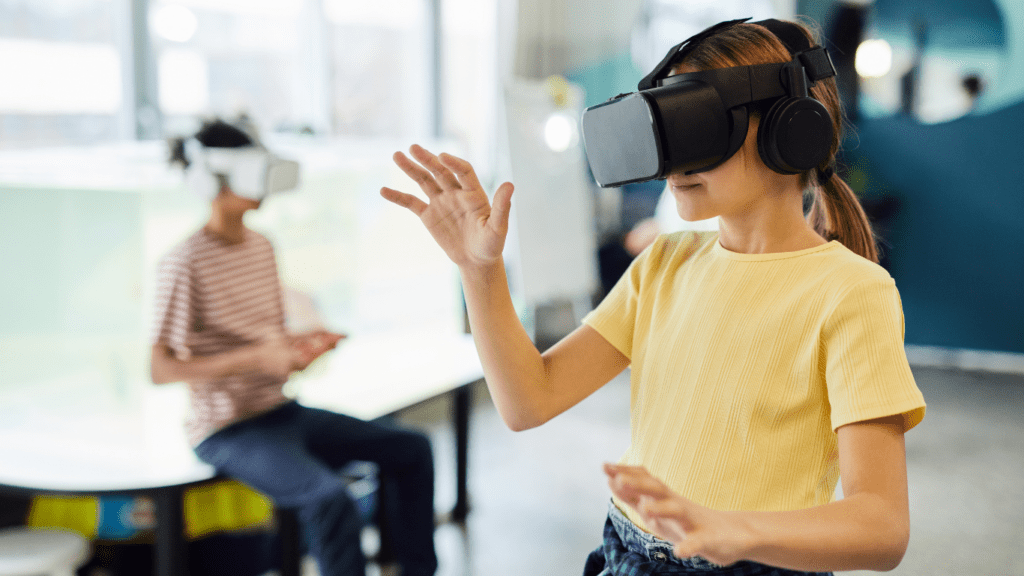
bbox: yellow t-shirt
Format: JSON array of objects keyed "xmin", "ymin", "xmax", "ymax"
[{"xmin": 583, "ymin": 231, "xmax": 926, "ymax": 531}]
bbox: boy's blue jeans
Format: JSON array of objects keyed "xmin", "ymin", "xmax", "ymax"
[
  {"xmin": 583, "ymin": 500, "xmax": 834, "ymax": 576},
  {"xmin": 194, "ymin": 401, "xmax": 437, "ymax": 576}
]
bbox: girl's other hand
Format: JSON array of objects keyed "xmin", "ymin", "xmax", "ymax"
[
  {"xmin": 603, "ymin": 463, "xmax": 753, "ymax": 567},
  {"xmin": 381, "ymin": 144, "xmax": 514, "ymax": 269}
]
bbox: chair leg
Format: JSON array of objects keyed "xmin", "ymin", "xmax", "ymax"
[
  {"xmin": 373, "ymin": 477, "xmax": 396, "ymax": 564},
  {"xmin": 277, "ymin": 508, "xmax": 303, "ymax": 576}
]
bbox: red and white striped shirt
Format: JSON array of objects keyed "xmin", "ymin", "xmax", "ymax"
[{"xmin": 151, "ymin": 227, "xmax": 289, "ymax": 446}]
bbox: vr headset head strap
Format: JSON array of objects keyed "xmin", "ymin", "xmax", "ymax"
[
  {"xmin": 753, "ymin": 18, "xmax": 836, "ymax": 85},
  {"xmin": 639, "ymin": 18, "xmax": 835, "ymax": 92},
  {"xmin": 637, "ymin": 17, "xmax": 751, "ymax": 91},
  {"xmin": 752, "ymin": 18, "xmax": 811, "ymax": 55}
]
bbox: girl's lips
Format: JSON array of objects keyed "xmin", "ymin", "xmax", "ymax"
[{"xmin": 671, "ymin": 182, "xmax": 702, "ymax": 191}]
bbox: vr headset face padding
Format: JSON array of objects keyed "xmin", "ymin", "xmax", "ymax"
[
  {"xmin": 182, "ymin": 141, "xmax": 300, "ymax": 202},
  {"xmin": 757, "ymin": 96, "xmax": 834, "ymax": 175},
  {"xmin": 185, "ymin": 162, "xmax": 222, "ymax": 201}
]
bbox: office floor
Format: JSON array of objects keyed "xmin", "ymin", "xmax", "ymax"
[{"xmin": 324, "ymin": 364, "xmax": 1024, "ymax": 576}]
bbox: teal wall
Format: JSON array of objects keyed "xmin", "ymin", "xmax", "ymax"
[
  {"xmin": 848, "ymin": 105, "xmax": 1024, "ymax": 354},
  {"xmin": 803, "ymin": 0, "xmax": 1024, "ymax": 354}
]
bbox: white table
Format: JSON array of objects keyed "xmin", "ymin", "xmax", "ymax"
[
  {"xmin": 0, "ymin": 405, "xmax": 214, "ymax": 576},
  {"xmin": 296, "ymin": 330, "xmax": 484, "ymax": 522},
  {"xmin": 0, "ymin": 331, "xmax": 484, "ymax": 576}
]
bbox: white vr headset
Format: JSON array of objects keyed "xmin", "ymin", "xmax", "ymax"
[{"xmin": 184, "ymin": 138, "xmax": 301, "ymax": 201}]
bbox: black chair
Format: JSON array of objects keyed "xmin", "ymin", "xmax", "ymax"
[{"xmin": 276, "ymin": 461, "xmax": 393, "ymax": 576}]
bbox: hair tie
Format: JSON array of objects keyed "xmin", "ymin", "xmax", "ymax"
[{"xmin": 817, "ymin": 166, "xmax": 834, "ymax": 187}]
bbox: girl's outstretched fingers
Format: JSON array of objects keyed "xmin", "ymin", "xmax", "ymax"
[
  {"xmin": 410, "ymin": 145, "xmax": 461, "ymax": 191},
  {"xmin": 603, "ymin": 463, "xmax": 673, "ymax": 509},
  {"xmin": 438, "ymin": 151, "xmax": 483, "ymax": 190},
  {"xmin": 637, "ymin": 494, "xmax": 693, "ymax": 543},
  {"xmin": 380, "ymin": 186, "xmax": 428, "ymax": 216},
  {"xmin": 392, "ymin": 150, "xmax": 443, "ymax": 197}
]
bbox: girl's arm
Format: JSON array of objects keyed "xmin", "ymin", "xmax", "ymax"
[
  {"xmin": 606, "ymin": 414, "xmax": 911, "ymax": 572},
  {"xmin": 382, "ymin": 145, "xmax": 630, "ymax": 431},
  {"xmin": 462, "ymin": 262, "xmax": 629, "ymax": 430}
]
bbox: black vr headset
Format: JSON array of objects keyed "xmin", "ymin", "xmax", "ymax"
[{"xmin": 581, "ymin": 18, "xmax": 838, "ymax": 188}]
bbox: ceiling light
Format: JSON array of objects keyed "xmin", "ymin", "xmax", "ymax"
[
  {"xmin": 855, "ymin": 39, "xmax": 893, "ymax": 78},
  {"xmin": 544, "ymin": 113, "xmax": 577, "ymax": 152}
]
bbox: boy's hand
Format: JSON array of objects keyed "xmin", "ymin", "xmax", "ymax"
[
  {"xmin": 253, "ymin": 336, "xmax": 301, "ymax": 380},
  {"xmin": 290, "ymin": 330, "xmax": 346, "ymax": 370}
]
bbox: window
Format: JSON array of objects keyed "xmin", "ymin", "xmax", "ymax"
[
  {"xmin": 441, "ymin": 0, "xmax": 498, "ymax": 179},
  {"xmin": 323, "ymin": 0, "xmax": 433, "ymax": 140},
  {"xmin": 0, "ymin": 0, "xmax": 121, "ymax": 148},
  {"xmin": 150, "ymin": 0, "xmax": 309, "ymax": 137}
]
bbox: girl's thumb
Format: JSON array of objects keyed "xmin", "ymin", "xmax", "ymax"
[{"xmin": 490, "ymin": 182, "xmax": 514, "ymax": 232}]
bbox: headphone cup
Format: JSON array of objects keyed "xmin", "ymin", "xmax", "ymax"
[{"xmin": 758, "ymin": 98, "xmax": 833, "ymax": 174}]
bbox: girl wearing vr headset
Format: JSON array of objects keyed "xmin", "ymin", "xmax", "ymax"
[
  {"xmin": 154, "ymin": 119, "xmax": 439, "ymax": 576},
  {"xmin": 382, "ymin": 18, "xmax": 924, "ymax": 576}
]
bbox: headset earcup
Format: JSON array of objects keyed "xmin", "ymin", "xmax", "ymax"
[{"xmin": 757, "ymin": 97, "xmax": 834, "ymax": 174}]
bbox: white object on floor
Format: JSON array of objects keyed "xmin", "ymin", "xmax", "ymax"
[{"xmin": 0, "ymin": 528, "xmax": 90, "ymax": 576}]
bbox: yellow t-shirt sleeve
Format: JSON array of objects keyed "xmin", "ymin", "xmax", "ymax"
[
  {"xmin": 822, "ymin": 277, "xmax": 926, "ymax": 432},
  {"xmin": 582, "ymin": 236, "xmax": 661, "ymax": 360}
]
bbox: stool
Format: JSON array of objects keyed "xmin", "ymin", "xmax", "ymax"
[{"xmin": 0, "ymin": 528, "xmax": 90, "ymax": 576}]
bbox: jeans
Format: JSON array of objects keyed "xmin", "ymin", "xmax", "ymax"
[
  {"xmin": 194, "ymin": 401, "xmax": 437, "ymax": 576},
  {"xmin": 582, "ymin": 501, "xmax": 833, "ymax": 576}
]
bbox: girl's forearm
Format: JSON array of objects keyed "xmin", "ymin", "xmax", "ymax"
[
  {"xmin": 733, "ymin": 492, "xmax": 909, "ymax": 572},
  {"xmin": 458, "ymin": 259, "xmax": 552, "ymax": 431}
]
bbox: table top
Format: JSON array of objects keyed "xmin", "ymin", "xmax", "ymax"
[
  {"xmin": 295, "ymin": 331, "xmax": 483, "ymax": 419},
  {"xmin": 0, "ymin": 331, "xmax": 483, "ymax": 494},
  {"xmin": 0, "ymin": 407, "xmax": 215, "ymax": 494}
]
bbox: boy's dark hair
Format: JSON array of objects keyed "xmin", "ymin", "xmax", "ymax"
[{"xmin": 168, "ymin": 119, "xmax": 254, "ymax": 169}]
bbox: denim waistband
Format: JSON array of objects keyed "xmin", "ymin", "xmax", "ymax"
[
  {"xmin": 604, "ymin": 500, "xmax": 834, "ymax": 576},
  {"xmin": 607, "ymin": 500, "xmax": 726, "ymax": 571}
]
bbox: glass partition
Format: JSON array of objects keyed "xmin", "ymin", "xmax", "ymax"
[{"xmin": 0, "ymin": 138, "xmax": 463, "ymax": 414}]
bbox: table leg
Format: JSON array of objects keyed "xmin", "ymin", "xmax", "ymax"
[
  {"xmin": 451, "ymin": 382, "xmax": 474, "ymax": 522},
  {"xmin": 154, "ymin": 487, "xmax": 188, "ymax": 576}
]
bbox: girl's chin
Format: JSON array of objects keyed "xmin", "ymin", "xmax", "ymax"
[
  {"xmin": 675, "ymin": 208, "xmax": 716, "ymax": 222},
  {"xmin": 673, "ymin": 197, "xmax": 718, "ymax": 223}
]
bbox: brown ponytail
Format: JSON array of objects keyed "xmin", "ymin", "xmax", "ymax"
[
  {"xmin": 675, "ymin": 20, "xmax": 880, "ymax": 263},
  {"xmin": 808, "ymin": 168, "xmax": 878, "ymax": 263}
]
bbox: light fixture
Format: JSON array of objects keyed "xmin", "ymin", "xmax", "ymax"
[
  {"xmin": 151, "ymin": 4, "xmax": 199, "ymax": 43},
  {"xmin": 855, "ymin": 38, "xmax": 893, "ymax": 78},
  {"xmin": 544, "ymin": 113, "xmax": 577, "ymax": 152}
]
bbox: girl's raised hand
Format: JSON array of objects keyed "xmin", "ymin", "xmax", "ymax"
[
  {"xmin": 381, "ymin": 144, "xmax": 515, "ymax": 269},
  {"xmin": 603, "ymin": 463, "xmax": 753, "ymax": 567}
]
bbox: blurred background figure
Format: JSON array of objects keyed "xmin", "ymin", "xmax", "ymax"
[{"xmin": 152, "ymin": 118, "xmax": 438, "ymax": 576}]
